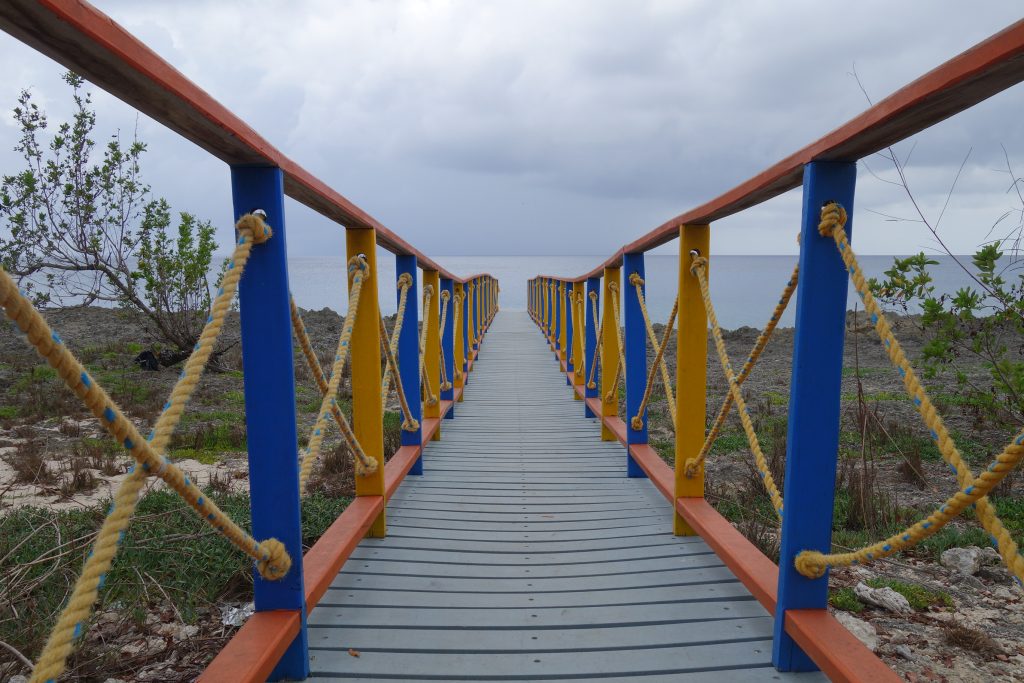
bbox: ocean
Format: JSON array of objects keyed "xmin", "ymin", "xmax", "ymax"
[{"xmin": 288, "ymin": 253, "xmax": 999, "ymax": 330}]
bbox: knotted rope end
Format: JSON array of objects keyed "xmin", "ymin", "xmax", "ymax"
[
  {"xmin": 256, "ymin": 538, "xmax": 292, "ymax": 580},
  {"xmin": 794, "ymin": 550, "xmax": 828, "ymax": 579},
  {"xmin": 236, "ymin": 214, "xmax": 273, "ymax": 245}
]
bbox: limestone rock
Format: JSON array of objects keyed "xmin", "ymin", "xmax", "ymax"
[
  {"xmin": 834, "ymin": 610, "xmax": 878, "ymax": 651},
  {"xmin": 940, "ymin": 546, "xmax": 983, "ymax": 575},
  {"xmin": 854, "ymin": 581, "xmax": 912, "ymax": 613}
]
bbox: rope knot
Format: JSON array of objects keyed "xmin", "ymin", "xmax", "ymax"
[
  {"xmin": 683, "ymin": 457, "xmax": 700, "ymax": 478},
  {"xmin": 630, "ymin": 416, "xmax": 643, "ymax": 431},
  {"xmin": 255, "ymin": 538, "xmax": 292, "ymax": 580},
  {"xmin": 423, "ymin": 284, "xmax": 434, "ymax": 297},
  {"xmin": 236, "ymin": 214, "xmax": 273, "ymax": 244},
  {"xmin": 587, "ymin": 381, "xmax": 596, "ymax": 390},
  {"xmin": 589, "ymin": 291, "xmax": 598, "ymax": 301},
  {"xmin": 629, "ymin": 273, "xmax": 644, "ymax": 287},
  {"xmin": 396, "ymin": 273, "xmax": 412, "ymax": 289},
  {"xmin": 689, "ymin": 255, "xmax": 707, "ymax": 276},
  {"xmin": 355, "ymin": 457, "xmax": 379, "ymax": 477},
  {"xmin": 817, "ymin": 202, "xmax": 847, "ymax": 237},
  {"xmin": 347, "ymin": 255, "xmax": 369, "ymax": 275},
  {"xmin": 402, "ymin": 418, "xmax": 420, "ymax": 432},
  {"xmin": 794, "ymin": 550, "xmax": 828, "ymax": 579},
  {"xmin": 440, "ymin": 290, "xmax": 450, "ymax": 302},
  {"xmin": 608, "ymin": 282, "xmax": 619, "ymax": 293}
]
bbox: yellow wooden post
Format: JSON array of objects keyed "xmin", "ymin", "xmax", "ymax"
[
  {"xmin": 675, "ymin": 224, "xmax": 710, "ymax": 535},
  {"xmin": 572, "ymin": 281, "xmax": 584, "ymax": 401},
  {"xmin": 423, "ymin": 269, "xmax": 441, "ymax": 440},
  {"xmin": 454, "ymin": 281, "xmax": 466, "ymax": 401},
  {"xmin": 477, "ymin": 278, "xmax": 484, "ymax": 339},
  {"xmin": 600, "ymin": 266, "xmax": 620, "ymax": 441},
  {"xmin": 558, "ymin": 281, "xmax": 568, "ymax": 363},
  {"xmin": 346, "ymin": 228, "xmax": 386, "ymax": 537}
]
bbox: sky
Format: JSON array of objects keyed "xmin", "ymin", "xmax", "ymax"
[{"xmin": 1, "ymin": 0, "xmax": 1023, "ymax": 262}]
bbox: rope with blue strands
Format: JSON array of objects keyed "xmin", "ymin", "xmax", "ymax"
[
  {"xmin": 795, "ymin": 203, "xmax": 1024, "ymax": 582},
  {"xmin": 691, "ymin": 253, "xmax": 785, "ymax": 520},
  {"xmin": 684, "ymin": 263, "xmax": 799, "ymax": 478},
  {"xmin": 6, "ymin": 214, "xmax": 290, "ymax": 683}
]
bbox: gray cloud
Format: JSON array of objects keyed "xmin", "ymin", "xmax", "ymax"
[{"xmin": 0, "ymin": 0, "xmax": 1022, "ymax": 260}]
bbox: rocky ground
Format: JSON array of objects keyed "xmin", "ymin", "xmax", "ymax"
[{"xmin": 0, "ymin": 305, "xmax": 1021, "ymax": 681}]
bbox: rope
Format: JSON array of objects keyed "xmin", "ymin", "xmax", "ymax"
[
  {"xmin": 290, "ymin": 296, "xmax": 370, "ymax": 466},
  {"xmin": 573, "ymin": 292, "xmax": 585, "ymax": 378},
  {"xmin": 684, "ymin": 263, "xmax": 799, "ymax": 478},
  {"xmin": 795, "ymin": 203, "xmax": 1024, "ymax": 582},
  {"xmin": 586, "ymin": 291, "xmax": 604, "ymax": 390},
  {"xmin": 629, "ymin": 273, "xmax": 678, "ymax": 429},
  {"xmin": 8, "ymin": 215, "xmax": 289, "ymax": 683},
  {"xmin": 377, "ymin": 310, "xmax": 419, "ymax": 432},
  {"xmin": 691, "ymin": 254, "xmax": 785, "ymax": 519},
  {"xmin": 419, "ymin": 285, "xmax": 438, "ymax": 406},
  {"xmin": 380, "ymin": 273, "xmax": 412, "ymax": 408},
  {"xmin": 452, "ymin": 292, "xmax": 463, "ymax": 381},
  {"xmin": 297, "ymin": 256, "xmax": 377, "ymax": 494},
  {"xmin": 630, "ymin": 288, "xmax": 678, "ymax": 431},
  {"xmin": 604, "ymin": 282, "xmax": 627, "ymax": 403},
  {"xmin": 438, "ymin": 290, "xmax": 452, "ymax": 391}
]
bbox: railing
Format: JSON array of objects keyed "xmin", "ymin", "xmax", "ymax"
[
  {"xmin": 529, "ymin": 18, "xmax": 1024, "ymax": 680},
  {"xmin": 0, "ymin": 2, "xmax": 498, "ymax": 681}
]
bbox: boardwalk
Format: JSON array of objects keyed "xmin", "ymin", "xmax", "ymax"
[{"xmin": 306, "ymin": 312, "xmax": 825, "ymax": 681}]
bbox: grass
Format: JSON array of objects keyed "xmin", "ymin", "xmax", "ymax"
[
  {"xmin": 711, "ymin": 431, "xmax": 748, "ymax": 455},
  {"xmin": 829, "ymin": 587, "xmax": 865, "ymax": 612},
  {"xmin": 842, "ymin": 366, "xmax": 887, "ymax": 378},
  {"xmin": 865, "ymin": 577, "xmax": 953, "ymax": 610},
  {"xmin": 169, "ymin": 448, "xmax": 222, "ymax": 465},
  {"xmin": 0, "ymin": 489, "xmax": 350, "ymax": 663},
  {"xmin": 0, "ymin": 405, "xmax": 18, "ymax": 419}
]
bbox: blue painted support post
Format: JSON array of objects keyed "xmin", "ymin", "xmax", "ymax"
[
  {"xmin": 622, "ymin": 253, "xmax": 648, "ymax": 479},
  {"xmin": 772, "ymin": 160, "xmax": 857, "ymax": 671},
  {"xmin": 231, "ymin": 166, "xmax": 309, "ymax": 680},
  {"xmin": 396, "ymin": 254, "xmax": 423, "ymax": 475},
  {"xmin": 564, "ymin": 282, "xmax": 574, "ymax": 385},
  {"xmin": 440, "ymin": 276, "xmax": 456, "ymax": 417},
  {"xmin": 584, "ymin": 276, "xmax": 600, "ymax": 418}
]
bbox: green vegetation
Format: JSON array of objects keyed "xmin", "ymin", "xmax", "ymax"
[
  {"xmin": 865, "ymin": 577, "xmax": 953, "ymax": 610},
  {"xmin": 0, "ymin": 405, "xmax": 18, "ymax": 419},
  {"xmin": 0, "ymin": 490, "xmax": 350, "ymax": 661},
  {"xmin": 829, "ymin": 587, "xmax": 865, "ymax": 612}
]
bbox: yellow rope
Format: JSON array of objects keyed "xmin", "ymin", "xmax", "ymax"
[
  {"xmin": 795, "ymin": 203, "xmax": 1024, "ymax": 581},
  {"xmin": 573, "ymin": 292, "xmax": 585, "ymax": 378},
  {"xmin": 604, "ymin": 282, "xmax": 627, "ymax": 403},
  {"xmin": 629, "ymin": 273, "xmax": 678, "ymax": 429},
  {"xmin": 297, "ymin": 256, "xmax": 377, "ymax": 493},
  {"xmin": 11, "ymin": 215, "xmax": 289, "ymax": 683},
  {"xmin": 438, "ymin": 290, "xmax": 452, "ymax": 391},
  {"xmin": 630, "ymin": 288, "xmax": 678, "ymax": 431},
  {"xmin": 684, "ymin": 263, "xmax": 799, "ymax": 478},
  {"xmin": 380, "ymin": 273, "xmax": 412, "ymax": 408},
  {"xmin": 377, "ymin": 310, "xmax": 419, "ymax": 432},
  {"xmin": 419, "ymin": 285, "xmax": 438, "ymax": 406},
  {"xmin": 452, "ymin": 292, "xmax": 463, "ymax": 381},
  {"xmin": 586, "ymin": 291, "xmax": 604, "ymax": 390},
  {"xmin": 691, "ymin": 254, "xmax": 785, "ymax": 519}
]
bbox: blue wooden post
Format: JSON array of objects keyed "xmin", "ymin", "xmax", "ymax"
[
  {"xmin": 440, "ymin": 276, "xmax": 455, "ymax": 418},
  {"xmin": 564, "ymin": 282, "xmax": 574, "ymax": 385},
  {"xmin": 772, "ymin": 160, "xmax": 857, "ymax": 671},
  {"xmin": 622, "ymin": 253, "xmax": 648, "ymax": 479},
  {"xmin": 584, "ymin": 276, "xmax": 600, "ymax": 418},
  {"xmin": 231, "ymin": 166, "xmax": 308, "ymax": 680},
  {"xmin": 396, "ymin": 254, "xmax": 423, "ymax": 475}
]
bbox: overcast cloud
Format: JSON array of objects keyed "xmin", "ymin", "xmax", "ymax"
[{"xmin": 1, "ymin": 1, "xmax": 1023, "ymax": 260}]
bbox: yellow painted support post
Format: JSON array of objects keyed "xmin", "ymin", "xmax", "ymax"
[
  {"xmin": 675, "ymin": 224, "xmax": 710, "ymax": 535},
  {"xmin": 423, "ymin": 269, "xmax": 441, "ymax": 440},
  {"xmin": 346, "ymin": 228, "xmax": 386, "ymax": 537},
  {"xmin": 558, "ymin": 281, "xmax": 568, "ymax": 363},
  {"xmin": 600, "ymin": 266, "xmax": 620, "ymax": 441},
  {"xmin": 572, "ymin": 281, "xmax": 584, "ymax": 401},
  {"xmin": 454, "ymin": 282, "xmax": 466, "ymax": 401}
]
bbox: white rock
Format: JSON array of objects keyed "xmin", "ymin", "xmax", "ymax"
[
  {"xmin": 941, "ymin": 546, "xmax": 983, "ymax": 575},
  {"xmin": 221, "ymin": 601, "xmax": 255, "ymax": 627},
  {"xmin": 854, "ymin": 582, "xmax": 912, "ymax": 613},
  {"xmin": 979, "ymin": 546, "xmax": 1001, "ymax": 565},
  {"xmin": 893, "ymin": 644, "xmax": 914, "ymax": 660},
  {"xmin": 0, "ymin": 446, "xmax": 17, "ymax": 457},
  {"xmin": 9, "ymin": 676, "xmax": 29, "ymax": 683},
  {"xmin": 834, "ymin": 611, "xmax": 878, "ymax": 651}
]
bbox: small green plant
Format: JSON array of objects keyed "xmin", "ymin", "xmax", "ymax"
[
  {"xmin": 0, "ymin": 405, "xmax": 18, "ymax": 419},
  {"xmin": 865, "ymin": 577, "xmax": 953, "ymax": 610},
  {"xmin": 829, "ymin": 587, "xmax": 865, "ymax": 613}
]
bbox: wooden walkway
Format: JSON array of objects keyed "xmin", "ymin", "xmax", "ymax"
[{"xmin": 307, "ymin": 311, "xmax": 825, "ymax": 681}]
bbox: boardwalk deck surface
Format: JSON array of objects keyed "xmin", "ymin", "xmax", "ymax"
[{"xmin": 308, "ymin": 311, "xmax": 825, "ymax": 681}]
